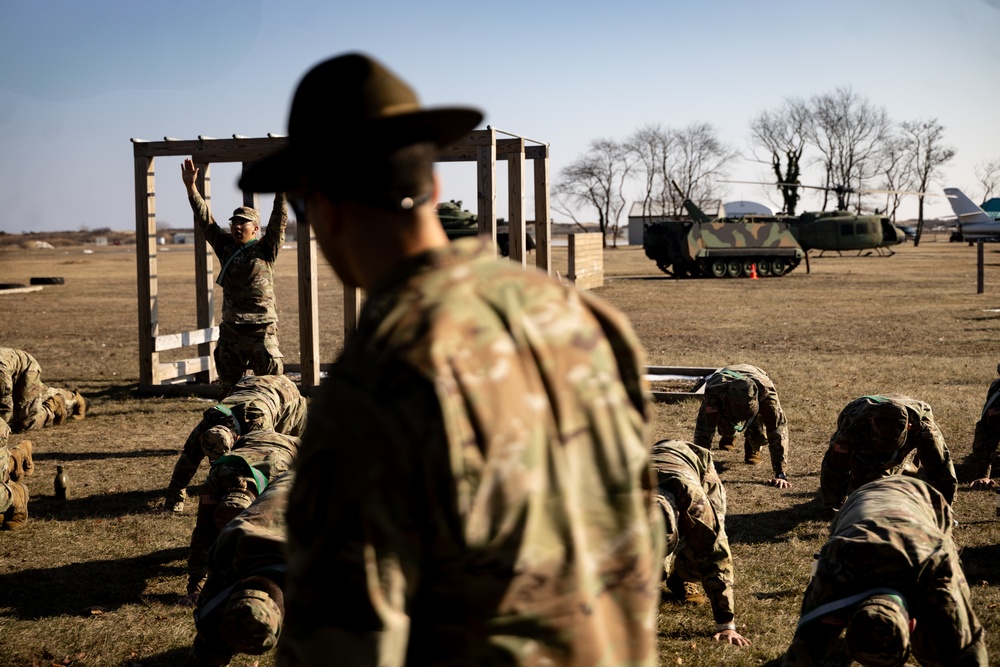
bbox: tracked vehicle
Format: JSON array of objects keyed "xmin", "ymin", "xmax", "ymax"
[{"xmin": 643, "ymin": 183, "xmax": 804, "ymax": 278}]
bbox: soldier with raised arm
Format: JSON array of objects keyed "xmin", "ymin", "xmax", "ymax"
[
  {"xmin": 820, "ymin": 394, "xmax": 957, "ymax": 512},
  {"xmin": 693, "ymin": 364, "xmax": 790, "ymax": 488},
  {"xmin": 181, "ymin": 160, "xmax": 288, "ymax": 396}
]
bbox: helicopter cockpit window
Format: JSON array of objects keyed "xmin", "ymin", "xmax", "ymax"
[
  {"xmin": 841, "ymin": 223, "xmax": 854, "ymax": 236},
  {"xmin": 855, "ymin": 222, "xmax": 868, "ymax": 235}
]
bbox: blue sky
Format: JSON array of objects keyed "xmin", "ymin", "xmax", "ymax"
[{"xmin": 0, "ymin": 0, "xmax": 998, "ymax": 233}]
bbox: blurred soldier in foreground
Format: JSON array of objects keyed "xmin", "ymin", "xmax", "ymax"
[
  {"xmin": 651, "ymin": 440, "xmax": 750, "ymax": 647},
  {"xmin": 820, "ymin": 395, "xmax": 956, "ymax": 511},
  {"xmin": 239, "ymin": 53, "xmax": 664, "ymax": 666},
  {"xmin": 183, "ymin": 430, "xmax": 298, "ymax": 606},
  {"xmin": 188, "ymin": 471, "xmax": 292, "ymax": 666},
  {"xmin": 968, "ymin": 363, "xmax": 1000, "ymax": 490},
  {"xmin": 782, "ymin": 476, "xmax": 987, "ymax": 666},
  {"xmin": 0, "ymin": 420, "xmax": 32, "ymax": 530},
  {"xmin": 0, "ymin": 347, "xmax": 86, "ymax": 432},
  {"xmin": 165, "ymin": 374, "xmax": 306, "ymax": 512},
  {"xmin": 181, "ymin": 159, "xmax": 288, "ymax": 396},
  {"xmin": 693, "ymin": 364, "xmax": 790, "ymax": 488}
]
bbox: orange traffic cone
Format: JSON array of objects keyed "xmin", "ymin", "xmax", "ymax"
[{"xmin": 750, "ymin": 263, "xmax": 758, "ymax": 280}]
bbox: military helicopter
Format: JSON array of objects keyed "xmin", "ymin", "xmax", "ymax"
[{"xmin": 723, "ymin": 181, "xmax": 909, "ymax": 256}]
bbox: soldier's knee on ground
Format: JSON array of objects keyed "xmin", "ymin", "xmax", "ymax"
[
  {"xmin": 44, "ymin": 393, "xmax": 68, "ymax": 427},
  {"xmin": 218, "ymin": 576, "xmax": 284, "ymax": 655},
  {"xmin": 2, "ymin": 482, "xmax": 29, "ymax": 530}
]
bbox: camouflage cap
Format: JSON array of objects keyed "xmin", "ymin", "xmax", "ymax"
[
  {"xmin": 845, "ymin": 595, "xmax": 911, "ymax": 667},
  {"xmin": 229, "ymin": 206, "xmax": 260, "ymax": 225},
  {"xmin": 200, "ymin": 425, "xmax": 236, "ymax": 460},
  {"xmin": 219, "ymin": 576, "xmax": 284, "ymax": 654},
  {"xmin": 725, "ymin": 378, "xmax": 759, "ymax": 424},
  {"xmin": 869, "ymin": 402, "xmax": 909, "ymax": 451},
  {"xmin": 214, "ymin": 487, "xmax": 256, "ymax": 530},
  {"xmin": 655, "ymin": 490, "xmax": 680, "ymax": 557}
]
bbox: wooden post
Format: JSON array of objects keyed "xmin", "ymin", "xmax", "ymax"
[
  {"xmin": 978, "ymin": 240, "xmax": 985, "ymax": 294},
  {"xmin": 193, "ymin": 162, "xmax": 217, "ymax": 383},
  {"xmin": 477, "ymin": 128, "xmax": 497, "ymax": 254},
  {"xmin": 134, "ymin": 155, "xmax": 160, "ymax": 387},
  {"xmin": 532, "ymin": 146, "xmax": 551, "ymax": 275},
  {"xmin": 344, "ymin": 286, "xmax": 362, "ymax": 342},
  {"xmin": 500, "ymin": 138, "xmax": 526, "ymax": 266},
  {"xmin": 296, "ymin": 213, "xmax": 321, "ymax": 389}
]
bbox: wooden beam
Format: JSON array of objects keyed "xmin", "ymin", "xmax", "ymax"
[
  {"xmin": 533, "ymin": 151, "xmax": 551, "ymax": 275},
  {"xmin": 0, "ymin": 286, "xmax": 44, "ymax": 296},
  {"xmin": 157, "ymin": 356, "xmax": 213, "ymax": 380},
  {"xmin": 131, "ymin": 137, "xmax": 288, "ymax": 161},
  {"xmin": 193, "ymin": 162, "xmax": 217, "ymax": 383},
  {"xmin": 296, "ymin": 213, "xmax": 321, "ymax": 389},
  {"xmin": 477, "ymin": 128, "xmax": 497, "ymax": 254},
  {"xmin": 344, "ymin": 285, "xmax": 362, "ymax": 342},
  {"xmin": 154, "ymin": 327, "xmax": 220, "ymax": 352},
  {"xmin": 135, "ymin": 155, "xmax": 160, "ymax": 386},
  {"xmin": 501, "ymin": 138, "xmax": 526, "ymax": 266},
  {"xmin": 435, "ymin": 144, "xmax": 547, "ymax": 164}
]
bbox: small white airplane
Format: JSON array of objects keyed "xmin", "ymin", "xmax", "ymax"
[{"xmin": 944, "ymin": 188, "xmax": 1000, "ymax": 242}]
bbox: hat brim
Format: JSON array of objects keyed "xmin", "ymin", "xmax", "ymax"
[{"xmin": 239, "ymin": 107, "xmax": 483, "ymax": 193}]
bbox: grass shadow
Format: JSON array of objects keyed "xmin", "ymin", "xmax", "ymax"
[
  {"xmin": 124, "ymin": 647, "xmax": 191, "ymax": 666},
  {"xmin": 32, "ymin": 488, "xmax": 165, "ymax": 520},
  {"xmin": 958, "ymin": 544, "xmax": 1000, "ymax": 585},
  {"xmin": 33, "ymin": 449, "xmax": 174, "ymax": 462},
  {"xmin": 726, "ymin": 496, "xmax": 827, "ymax": 545},
  {"xmin": 0, "ymin": 547, "xmax": 186, "ymax": 620}
]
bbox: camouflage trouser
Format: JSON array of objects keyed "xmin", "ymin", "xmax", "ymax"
[
  {"xmin": 0, "ymin": 355, "xmax": 76, "ymax": 433},
  {"xmin": 819, "ymin": 443, "xmax": 917, "ymax": 509},
  {"xmin": 215, "ymin": 322, "xmax": 283, "ymax": 397}
]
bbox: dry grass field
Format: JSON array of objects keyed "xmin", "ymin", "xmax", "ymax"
[{"xmin": 1, "ymin": 236, "xmax": 999, "ymax": 666}]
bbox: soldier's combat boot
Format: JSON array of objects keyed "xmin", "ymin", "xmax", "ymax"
[
  {"xmin": 43, "ymin": 394, "xmax": 68, "ymax": 427},
  {"xmin": 718, "ymin": 437, "xmax": 736, "ymax": 452},
  {"xmin": 2, "ymin": 482, "xmax": 29, "ymax": 530},
  {"xmin": 8, "ymin": 440, "xmax": 34, "ymax": 481},
  {"xmin": 70, "ymin": 390, "xmax": 87, "ymax": 420},
  {"xmin": 744, "ymin": 452, "xmax": 762, "ymax": 465},
  {"xmin": 666, "ymin": 573, "xmax": 709, "ymax": 605}
]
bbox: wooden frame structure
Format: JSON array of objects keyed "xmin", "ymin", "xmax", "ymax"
[{"xmin": 131, "ymin": 128, "xmax": 550, "ymax": 395}]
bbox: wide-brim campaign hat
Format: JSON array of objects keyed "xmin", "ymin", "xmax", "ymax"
[{"xmin": 240, "ymin": 53, "xmax": 484, "ymax": 193}]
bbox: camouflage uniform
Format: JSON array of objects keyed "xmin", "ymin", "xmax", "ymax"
[
  {"xmin": 0, "ymin": 347, "xmax": 84, "ymax": 432},
  {"xmin": 280, "ymin": 238, "xmax": 664, "ymax": 667},
  {"xmin": 187, "ymin": 430, "xmax": 298, "ymax": 596},
  {"xmin": 783, "ymin": 476, "xmax": 988, "ymax": 666},
  {"xmin": 0, "ymin": 420, "xmax": 31, "ymax": 529},
  {"xmin": 166, "ymin": 375, "xmax": 307, "ymax": 508},
  {"xmin": 188, "ymin": 191, "xmax": 288, "ymax": 394},
  {"xmin": 189, "ymin": 470, "xmax": 293, "ymax": 666},
  {"xmin": 650, "ymin": 440, "xmax": 736, "ymax": 628},
  {"xmin": 693, "ymin": 364, "xmax": 789, "ymax": 476},
  {"xmin": 969, "ymin": 372, "xmax": 1000, "ymax": 479},
  {"xmin": 820, "ymin": 395, "xmax": 957, "ymax": 510}
]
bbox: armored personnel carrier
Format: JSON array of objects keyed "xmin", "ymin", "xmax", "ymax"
[{"xmin": 643, "ymin": 185, "xmax": 804, "ymax": 278}]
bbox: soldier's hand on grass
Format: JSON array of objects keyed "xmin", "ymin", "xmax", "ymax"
[
  {"xmin": 179, "ymin": 592, "xmax": 199, "ymax": 607},
  {"xmin": 712, "ymin": 628, "xmax": 751, "ymax": 647},
  {"xmin": 768, "ymin": 473, "xmax": 790, "ymax": 489},
  {"xmin": 969, "ymin": 477, "xmax": 996, "ymax": 490}
]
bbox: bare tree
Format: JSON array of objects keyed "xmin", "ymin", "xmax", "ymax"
[
  {"xmin": 748, "ymin": 98, "xmax": 811, "ymax": 215},
  {"xmin": 671, "ymin": 123, "xmax": 737, "ymax": 211},
  {"xmin": 808, "ymin": 87, "xmax": 891, "ymax": 211},
  {"xmin": 899, "ymin": 118, "xmax": 955, "ymax": 246},
  {"xmin": 624, "ymin": 124, "xmax": 673, "ymax": 225},
  {"xmin": 875, "ymin": 135, "xmax": 911, "ymax": 221},
  {"xmin": 975, "ymin": 157, "xmax": 1000, "ymax": 203},
  {"xmin": 553, "ymin": 138, "xmax": 633, "ymax": 248}
]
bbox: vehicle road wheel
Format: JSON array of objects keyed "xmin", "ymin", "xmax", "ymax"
[
  {"xmin": 757, "ymin": 261, "xmax": 772, "ymax": 277},
  {"xmin": 770, "ymin": 258, "xmax": 787, "ymax": 276},
  {"xmin": 710, "ymin": 260, "xmax": 727, "ymax": 278},
  {"xmin": 726, "ymin": 260, "xmax": 742, "ymax": 278},
  {"xmin": 741, "ymin": 260, "xmax": 755, "ymax": 277}
]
